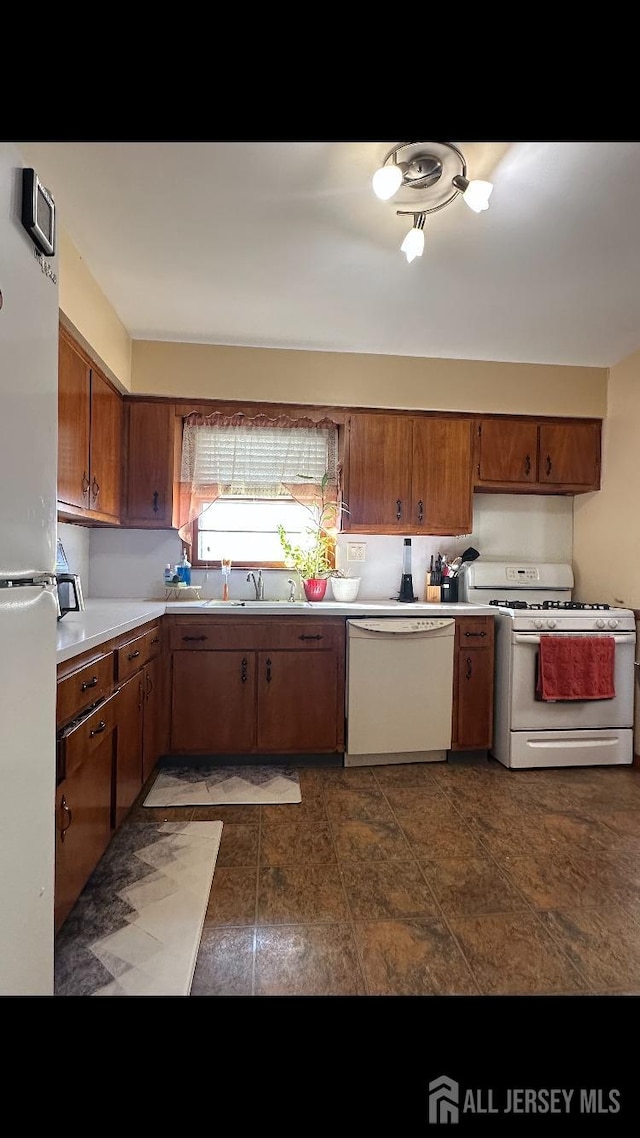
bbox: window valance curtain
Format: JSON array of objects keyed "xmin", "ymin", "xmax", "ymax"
[{"xmin": 177, "ymin": 411, "xmax": 340, "ymax": 546}]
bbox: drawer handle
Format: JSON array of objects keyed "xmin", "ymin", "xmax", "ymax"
[
  {"xmin": 266, "ymin": 657, "xmax": 272, "ymax": 683},
  {"xmin": 183, "ymin": 635, "xmax": 207, "ymax": 642},
  {"xmin": 90, "ymin": 720, "xmax": 107, "ymax": 737},
  {"xmin": 150, "ymin": 636, "xmax": 160, "ymax": 645},
  {"xmin": 60, "ymin": 795, "xmax": 72, "ymax": 843},
  {"xmin": 465, "ymin": 656, "xmax": 473, "ymax": 680},
  {"xmin": 127, "ymin": 649, "xmax": 141, "ymax": 660},
  {"xmin": 81, "ymin": 675, "xmax": 99, "ymax": 691},
  {"xmin": 241, "ymin": 657, "xmax": 248, "ymax": 683},
  {"xmin": 298, "ymin": 634, "xmax": 323, "ymax": 641},
  {"xmin": 464, "ymin": 630, "xmax": 486, "ymax": 638}
]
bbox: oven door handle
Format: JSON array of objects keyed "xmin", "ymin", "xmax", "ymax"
[{"xmin": 513, "ymin": 633, "xmax": 636, "ymax": 646}]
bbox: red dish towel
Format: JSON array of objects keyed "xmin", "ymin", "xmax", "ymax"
[{"xmin": 536, "ymin": 635, "xmax": 616, "ymax": 701}]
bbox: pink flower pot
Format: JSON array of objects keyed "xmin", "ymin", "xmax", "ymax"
[{"xmin": 303, "ymin": 578, "xmax": 327, "ymax": 602}]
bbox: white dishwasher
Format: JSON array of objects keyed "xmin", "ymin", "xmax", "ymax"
[{"xmin": 344, "ymin": 618, "xmax": 456, "ymax": 767}]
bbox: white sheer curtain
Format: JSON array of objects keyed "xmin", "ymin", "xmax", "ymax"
[{"xmin": 177, "ymin": 411, "xmax": 339, "ymax": 545}]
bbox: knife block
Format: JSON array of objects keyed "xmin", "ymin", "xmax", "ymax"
[{"xmin": 425, "ymin": 585, "xmax": 441, "ymax": 603}]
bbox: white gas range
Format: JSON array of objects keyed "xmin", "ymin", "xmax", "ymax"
[{"xmin": 462, "ymin": 561, "xmax": 636, "ymax": 769}]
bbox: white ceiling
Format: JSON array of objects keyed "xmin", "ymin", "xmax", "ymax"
[{"xmin": 18, "ymin": 140, "xmax": 640, "ymax": 368}]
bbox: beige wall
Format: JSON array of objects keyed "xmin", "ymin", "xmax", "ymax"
[
  {"xmin": 56, "ymin": 219, "xmax": 607, "ymax": 414},
  {"xmin": 574, "ymin": 348, "xmax": 640, "ymax": 609},
  {"xmin": 131, "ymin": 340, "xmax": 607, "ymax": 416},
  {"xmin": 58, "ymin": 229, "xmax": 132, "ymax": 391}
]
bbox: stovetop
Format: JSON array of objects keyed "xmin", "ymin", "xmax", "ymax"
[{"xmin": 489, "ymin": 600, "xmax": 612, "ymax": 610}]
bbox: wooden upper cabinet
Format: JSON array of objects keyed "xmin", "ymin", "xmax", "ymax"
[
  {"xmin": 474, "ymin": 417, "xmax": 601, "ymax": 494},
  {"xmin": 412, "ymin": 417, "xmax": 473, "ymax": 535},
  {"xmin": 344, "ymin": 413, "xmax": 412, "ymax": 529},
  {"xmin": 57, "ymin": 326, "xmax": 123, "ymax": 523},
  {"xmin": 538, "ymin": 422, "xmax": 601, "ymax": 488},
  {"xmin": 344, "ymin": 413, "xmax": 473, "ymax": 535},
  {"xmin": 476, "ymin": 419, "xmax": 538, "ymax": 485},
  {"xmin": 88, "ymin": 369, "xmax": 121, "ymax": 521},
  {"xmin": 58, "ymin": 331, "xmax": 91, "ymax": 510},
  {"xmin": 124, "ymin": 401, "xmax": 176, "ymax": 527}
]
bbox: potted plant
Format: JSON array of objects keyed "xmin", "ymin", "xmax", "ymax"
[
  {"xmin": 327, "ymin": 567, "xmax": 362, "ymax": 603},
  {"xmin": 277, "ymin": 473, "xmax": 343, "ymax": 602}
]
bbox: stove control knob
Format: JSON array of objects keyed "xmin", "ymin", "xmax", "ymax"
[
  {"xmin": 533, "ymin": 619, "xmax": 544, "ymax": 629},
  {"xmin": 596, "ymin": 618, "xmax": 606, "ymax": 629},
  {"xmin": 547, "ymin": 619, "xmax": 557, "ymax": 629},
  {"xmin": 608, "ymin": 618, "xmax": 619, "ymax": 629}
]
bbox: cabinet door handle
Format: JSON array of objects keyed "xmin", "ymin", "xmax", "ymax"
[
  {"xmin": 60, "ymin": 795, "xmax": 72, "ymax": 843},
  {"xmin": 241, "ymin": 657, "xmax": 248, "ymax": 683},
  {"xmin": 81, "ymin": 471, "xmax": 90, "ymax": 496},
  {"xmin": 183, "ymin": 635, "xmax": 207, "ymax": 642},
  {"xmin": 153, "ymin": 490, "xmax": 159, "ymax": 513},
  {"xmin": 465, "ymin": 656, "xmax": 473, "ymax": 680},
  {"xmin": 81, "ymin": 675, "xmax": 99, "ymax": 691},
  {"xmin": 464, "ymin": 630, "xmax": 486, "ymax": 638},
  {"xmin": 524, "ymin": 454, "xmax": 531, "ymax": 475},
  {"xmin": 127, "ymin": 649, "xmax": 141, "ymax": 660},
  {"xmin": 546, "ymin": 454, "xmax": 552, "ymax": 475},
  {"xmin": 146, "ymin": 674, "xmax": 153, "ymax": 697},
  {"xmin": 396, "ymin": 499, "xmax": 402, "ymax": 520},
  {"xmin": 417, "ymin": 500, "xmax": 424, "ymax": 523},
  {"xmin": 266, "ymin": 657, "xmax": 272, "ymax": 683},
  {"xmin": 298, "ymin": 634, "xmax": 323, "ymax": 641},
  {"xmin": 90, "ymin": 720, "xmax": 106, "ymax": 737},
  {"xmin": 91, "ymin": 476, "xmax": 100, "ymax": 501}
]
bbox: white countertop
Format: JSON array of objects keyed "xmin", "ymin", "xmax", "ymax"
[
  {"xmin": 56, "ymin": 600, "xmax": 166, "ymax": 663},
  {"xmin": 57, "ymin": 598, "xmax": 495, "ymax": 664}
]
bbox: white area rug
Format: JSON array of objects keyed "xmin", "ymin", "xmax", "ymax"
[
  {"xmin": 143, "ymin": 764, "xmax": 302, "ymax": 807},
  {"xmin": 54, "ymin": 820, "xmax": 222, "ymax": 996}
]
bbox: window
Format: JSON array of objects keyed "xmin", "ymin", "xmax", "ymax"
[
  {"xmin": 193, "ymin": 495, "xmax": 324, "ymax": 568},
  {"xmin": 177, "ymin": 412, "xmax": 340, "ymax": 568}
]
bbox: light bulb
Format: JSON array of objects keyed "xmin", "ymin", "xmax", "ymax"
[
  {"xmin": 462, "ymin": 179, "xmax": 493, "ymax": 213},
  {"xmin": 372, "ymin": 164, "xmax": 403, "ymax": 201},
  {"xmin": 400, "ymin": 225, "xmax": 425, "ymax": 263}
]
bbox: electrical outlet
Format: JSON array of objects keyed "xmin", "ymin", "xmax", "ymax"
[{"xmin": 347, "ymin": 542, "xmax": 366, "ymax": 562}]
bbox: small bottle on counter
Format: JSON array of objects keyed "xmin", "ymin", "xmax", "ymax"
[{"xmin": 178, "ymin": 549, "xmax": 191, "ymax": 586}]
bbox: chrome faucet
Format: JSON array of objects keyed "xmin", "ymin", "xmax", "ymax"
[{"xmin": 247, "ymin": 569, "xmax": 264, "ymax": 600}]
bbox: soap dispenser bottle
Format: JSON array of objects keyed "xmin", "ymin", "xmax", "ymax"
[{"xmin": 178, "ymin": 549, "xmax": 191, "ymax": 586}]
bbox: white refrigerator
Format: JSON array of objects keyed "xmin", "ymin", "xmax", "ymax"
[{"xmin": 0, "ymin": 143, "xmax": 60, "ymax": 994}]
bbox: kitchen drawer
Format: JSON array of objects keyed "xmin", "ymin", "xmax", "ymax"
[
  {"xmin": 116, "ymin": 624, "xmax": 161, "ymax": 681},
  {"xmin": 168, "ymin": 619, "xmax": 345, "ymax": 652},
  {"xmin": 57, "ymin": 652, "xmax": 114, "ymax": 727},
  {"xmin": 455, "ymin": 617, "xmax": 494, "ymax": 647},
  {"xmin": 58, "ymin": 689, "xmax": 119, "ymax": 782}
]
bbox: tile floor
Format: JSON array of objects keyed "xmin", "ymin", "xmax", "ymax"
[{"xmin": 127, "ymin": 758, "xmax": 640, "ymax": 997}]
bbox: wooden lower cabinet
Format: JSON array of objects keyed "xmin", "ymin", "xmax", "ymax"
[
  {"xmin": 115, "ymin": 672, "xmax": 145, "ymax": 827},
  {"xmin": 54, "ymin": 725, "xmax": 116, "ymax": 933},
  {"xmin": 168, "ymin": 617, "xmax": 345, "ymax": 755},
  {"xmin": 451, "ymin": 617, "xmax": 494, "ymax": 750}
]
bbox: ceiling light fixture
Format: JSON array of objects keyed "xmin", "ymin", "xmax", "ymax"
[{"xmin": 372, "ymin": 141, "xmax": 494, "ymax": 259}]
